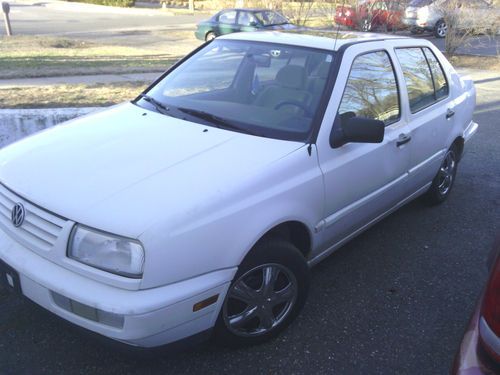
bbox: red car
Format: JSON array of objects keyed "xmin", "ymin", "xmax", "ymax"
[
  {"xmin": 335, "ymin": 0, "xmax": 405, "ymax": 31},
  {"xmin": 452, "ymin": 235, "xmax": 500, "ymax": 374}
]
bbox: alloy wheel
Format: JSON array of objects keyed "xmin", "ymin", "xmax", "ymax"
[
  {"xmin": 437, "ymin": 22, "xmax": 447, "ymax": 37},
  {"xmin": 438, "ymin": 150, "xmax": 456, "ymax": 196},
  {"xmin": 223, "ymin": 263, "xmax": 298, "ymax": 337}
]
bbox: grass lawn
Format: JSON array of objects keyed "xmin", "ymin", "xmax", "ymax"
[
  {"xmin": 0, "ymin": 36, "xmax": 184, "ymax": 79},
  {"xmin": 0, "ymin": 81, "xmax": 149, "ymax": 108},
  {"xmin": 0, "ymin": 36, "xmax": 497, "ymax": 109}
]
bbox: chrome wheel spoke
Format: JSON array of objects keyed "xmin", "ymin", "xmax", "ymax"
[
  {"xmin": 257, "ymin": 308, "xmax": 276, "ymax": 330},
  {"xmin": 229, "ymin": 306, "xmax": 258, "ymax": 328},
  {"xmin": 271, "ymin": 284, "xmax": 294, "ymax": 306},
  {"xmin": 262, "ymin": 266, "xmax": 279, "ymax": 296},
  {"xmin": 229, "ymin": 280, "xmax": 259, "ymax": 304}
]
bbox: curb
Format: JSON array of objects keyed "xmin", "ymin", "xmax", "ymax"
[{"xmin": 0, "ymin": 107, "xmax": 102, "ymax": 148}]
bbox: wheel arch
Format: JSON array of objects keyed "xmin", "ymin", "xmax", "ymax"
[
  {"xmin": 451, "ymin": 136, "xmax": 465, "ymax": 161},
  {"xmin": 242, "ymin": 220, "xmax": 313, "ymax": 263},
  {"xmin": 205, "ymin": 30, "xmax": 216, "ymax": 39}
]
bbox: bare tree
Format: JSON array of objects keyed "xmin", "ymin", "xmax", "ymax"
[
  {"xmin": 283, "ymin": 0, "xmax": 315, "ymax": 26},
  {"xmin": 437, "ymin": 0, "xmax": 500, "ymax": 56}
]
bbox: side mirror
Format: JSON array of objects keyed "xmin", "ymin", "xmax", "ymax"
[{"xmin": 330, "ymin": 114, "xmax": 385, "ymax": 148}]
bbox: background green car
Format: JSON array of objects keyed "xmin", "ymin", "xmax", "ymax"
[{"xmin": 194, "ymin": 8, "xmax": 297, "ymax": 42}]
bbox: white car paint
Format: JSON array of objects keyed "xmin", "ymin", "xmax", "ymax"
[{"xmin": 0, "ymin": 32, "xmax": 477, "ymax": 347}]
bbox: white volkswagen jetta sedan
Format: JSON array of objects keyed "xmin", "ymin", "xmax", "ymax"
[{"xmin": 0, "ymin": 31, "xmax": 477, "ymax": 348}]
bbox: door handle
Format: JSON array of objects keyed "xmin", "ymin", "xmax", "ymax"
[
  {"xmin": 397, "ymin": 133, "xmax": 412, "ymax": 147},
  {"xmin": 446, "ymin": 108, "xmax": 455, "ymax": 119}
]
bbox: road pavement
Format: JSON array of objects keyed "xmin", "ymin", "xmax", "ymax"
[
  {"xmin": 0, "ymin": 0, "xmax": 207, "ymax": 45},
  {"xmin": 0, "ymin": 69, "xmax": 499, "ymax": 374}
]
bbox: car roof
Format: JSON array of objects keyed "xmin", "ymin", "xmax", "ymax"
[
  {"xmin": 217, "ymin": 8, "xmax": 277, "ymax": 12},
  {"xmin": 219, "ymin": 30, "xmax": 409, "ymax": 51}
]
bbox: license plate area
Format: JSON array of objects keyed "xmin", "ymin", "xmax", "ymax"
[{"xmin": 0, "ymin": 259, "xmax": 22, "ymax": 294}]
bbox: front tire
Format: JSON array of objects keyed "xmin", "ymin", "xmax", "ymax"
[
  {"xmin": 424, "ymin": 145, "xmax": 458, "ymax": 205},
  {"xmin": 214, "ymin": 238, "xmax": 309, "ymax": 347}
]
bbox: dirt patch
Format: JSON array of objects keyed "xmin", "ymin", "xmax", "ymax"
[{"xmin": 448, "ymin": 54, "xmax": 500, "ymax": 71}]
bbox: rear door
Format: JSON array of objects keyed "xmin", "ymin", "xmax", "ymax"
[
  {"xmin": 394, "ymin": 46, "xmax": 452, "ymax": 190},
  {"xmin": 314, "ymin": 45, "xmax": 412, "ymax": 253},
  {"xmin": 216, "ymin": 10, "xmax": 238, "ymax": 36},
  {"xmin": 236, "ymin": 11, "xmax": 259, "ymax": 32}
]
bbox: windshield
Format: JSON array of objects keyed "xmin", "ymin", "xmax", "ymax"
[
  {"xmin": 138, "ymin": 40, "xmax": 334, "ymax": 142},
  {"xmin": 254, "ymin": 10, "xmax": 288, "ymax": 26}
]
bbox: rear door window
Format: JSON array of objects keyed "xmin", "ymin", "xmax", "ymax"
[
  {"xmin": 395, "ymin": 48, "xmax": 436, "ymax": 113},
  {"xmin": 396, "ymin": 47, "xmax": 449, "ymax": 113},
  {"xmin": 423, "ymin": 48, "xmax": 449, "ymax": 100},
  {"xmin": 219, "ymin": 10, "xmax": 237, "ymax": 24}
]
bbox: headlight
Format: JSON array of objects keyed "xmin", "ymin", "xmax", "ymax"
[{"xmin": 68, "ymin": 225, "xmax": 145, "ymax": 278}]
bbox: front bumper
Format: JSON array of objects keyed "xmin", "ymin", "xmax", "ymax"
[
  {"xmin": 0, "ymin": 228, "xmax": 236, "ymax": 348},
  {"xmin": 452, "ymin": 297, "xmax": 500, "ymax": 374}
]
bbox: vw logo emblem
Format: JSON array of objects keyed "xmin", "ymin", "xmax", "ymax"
[
  {"xmin": 270, "ymin": 49, "xmax": 281, "ymax": 58},
  {"xmin": 11, "ymin": 203, "xmax": 25, "ymax": 228}
]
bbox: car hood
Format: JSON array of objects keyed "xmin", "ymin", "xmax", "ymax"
[{"xmin": 0, "ymin": 103, "xmax": 304, "ymax": 237}]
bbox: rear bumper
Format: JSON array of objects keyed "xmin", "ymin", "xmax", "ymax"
[
  {"xmin": 403, "ymin": 17, "xmax": 432, "ymax": 30},
  {"xmin": 194, "ymin": 29, "xmax": 206, "ymax": 41},
  {"xmin": 0, "ymin": 228, "xmax": 236, "ymax": 348},
  {"xmin": 464, "ymin": 121, "xmax": 479, "ymax": 144}
]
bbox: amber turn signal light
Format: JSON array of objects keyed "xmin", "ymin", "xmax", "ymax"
[{"xmin": 193, "ymin": 294, "xmax": 219, "ymax": 312}]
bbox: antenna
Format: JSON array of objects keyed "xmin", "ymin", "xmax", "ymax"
[{"xmin": 333, "ymin": 0, "xmax": 347, "ymax": 52}]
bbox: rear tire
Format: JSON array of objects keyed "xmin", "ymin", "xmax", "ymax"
[
  {"xmin": 205, "ymin": 31, "xmax": 216, "ymax": 41},
  {"xmin": 434, "ymin": 20, "xmax": 447, "ymax": 38},
  {"xmin": 424, "ymin": 145, "xmax": 458, "ymax": 205},
  {"xmin": 213, "ymin": 238, "xmax": 309, "ymax": 347}
]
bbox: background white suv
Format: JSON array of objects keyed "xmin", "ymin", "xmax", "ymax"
[{"xmin": 404, "ymin": 0, "xmax": 498, "ymax": 38}]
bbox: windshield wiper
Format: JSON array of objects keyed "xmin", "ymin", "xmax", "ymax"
[
  {"xmin": 177, "ymin": 107, "xmax": 260, "ymax": 136},
  {"xmin": 138, "ymin": 94, "xmax": 171, "ymax": 115}
]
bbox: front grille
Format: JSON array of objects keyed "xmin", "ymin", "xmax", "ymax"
[{"xmin": 0, "ymin": 184, "xmax": 66, "ymax": 251}]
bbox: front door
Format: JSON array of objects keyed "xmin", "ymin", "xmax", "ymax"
[{"xmin": 315, "ymin": 48, "xmax": 412, "ymax": 252}]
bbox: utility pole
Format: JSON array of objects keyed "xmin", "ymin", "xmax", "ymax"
[{"xmin": 2, "ymin": 2, "xmax": 11, "ymax": 36}]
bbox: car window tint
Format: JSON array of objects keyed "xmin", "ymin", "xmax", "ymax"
[
  {"xmin": 253, "ymin": 11, "xmax": 287, "ymax": 26},
  {"xmin": 162, "ymin": 45, "xmax": 245, "ymax": 96},
  {"xmin": 238, "ymin": 11, "xmax": 257, "ymax": 26},
  {"xmin": 254, "ymin": 56, "xmax": 288, "ymax": 83},
  {"xmin": 338, "ymin": 51, "xmax": 400, "ymax": 125},
  {"xmin": 146, "ymin": 40, "xmax": 334, "ymax": 142},
  {"xmin": 219, "ymin": 10, "xmax": 237, "ymax": 24},
  {"xmin": 423, "ymin": 48, "xmax": 449, "ymax": 100},
  {"xmin": 395, "ymin": 48, "xmax": 436, "ymax": 113}
]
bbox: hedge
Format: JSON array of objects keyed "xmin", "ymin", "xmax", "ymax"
[{"xmin": 66, "ymin": 0, "xmax": 135, "ymax": 8}]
